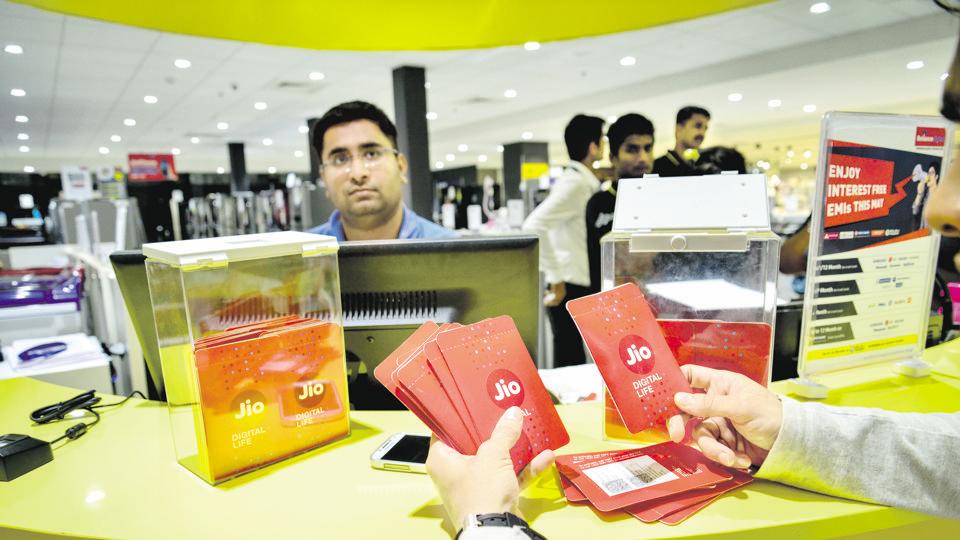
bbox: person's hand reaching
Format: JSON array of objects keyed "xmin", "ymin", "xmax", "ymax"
[
  {"xmin": 666, "ymin": 365, "xmax": 783, "ymax": 469},
  {"xmin": 426, "ymin": 407, "xmax": 555, "ymax": 527}
]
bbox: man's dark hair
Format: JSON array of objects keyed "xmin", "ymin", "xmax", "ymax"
[
  {"xmin": 310, "ymin": 101, "xmax": 398, "ymax": 161},
  {"xmin": 676, "ymin": 106, "xmax": 711, "ymax": 126},
  {"xmin": 607, "ymin": 113, "xmax": 655, "ymax": 157},
  {"xmin": 564, "ymin": 114, "xmax": 605, "ymax": 162}
]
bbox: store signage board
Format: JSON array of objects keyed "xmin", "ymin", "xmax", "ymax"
[
  {"xmin": 60, "ymin": 166, "xmax": 94, "ymax": 201},
  {"xmin": 797, "ymin": 112, "xmax": 951, "ymax": 381},
  {"xmin": 128, "ymin": 153, "xmax": 178, "ymax": 182}
]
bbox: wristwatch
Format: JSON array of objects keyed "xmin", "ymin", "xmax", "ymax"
[{"xmin": 455, "ymin": 512, "xmax": 545, "ymax": 540}]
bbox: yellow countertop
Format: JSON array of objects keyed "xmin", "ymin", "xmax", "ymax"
[{"xmin": 2, "ymin": 343, "xmax": 960, "ymax": 539}]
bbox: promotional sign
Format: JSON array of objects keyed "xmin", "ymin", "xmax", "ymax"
[
  {"xmin": 798, "ymin": 112, "xmax": 951, "ymax": 375},
  {"xmin": 128, "ymin": 153, "xmax": 178, "ymax": 181},
  {"xmin": 60, "ymin": 165, "xmax": 94, "ymax": 201},
  {"xmin": 96, "ymin": 166, "xmax": 127, "ymax": 199}
]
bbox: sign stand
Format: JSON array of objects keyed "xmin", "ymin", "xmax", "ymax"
[{"xmin": 791, "ymin": 112, "xmax": 952, "ymax": 397}]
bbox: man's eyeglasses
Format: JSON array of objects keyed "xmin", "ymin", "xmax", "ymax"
[{"xmin": 322, "ymin": 146, "xmax": 398, "ymax": 174}]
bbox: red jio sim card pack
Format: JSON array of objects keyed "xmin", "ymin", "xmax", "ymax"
[
  {"xmin": 555, "ymin": 442, "xmax": 732, "ymax": 512},
  {"xmin": 566, "ymin": 284, "xmax": 692, "ymax": 433},
  {"xmin": 374, "ymin": 316, "xmax": 569, "ymax": 474}
]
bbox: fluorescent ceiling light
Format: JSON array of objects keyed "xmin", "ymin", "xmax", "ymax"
[
  {"xmin": 110, "ymin": 134, "xmax": 121, "ymax": 142},
  {"xmin": 619, "ymin": 56, "xmax": 636, "ymax": 67},
  {"xmin": 217, "ymin": 122, "xmax": 229, "ymax": 130},
  {"xmin": 524, "ymin": 41, "xmax": 540, "ymax": 51},
  {"xmin": 143, "ymin": 95, "xmax": 158, "ymax": 104},
  {"xmin": 15, "ymin": 115, "xmax": 28, "ymax": 123},
  {"xmin": 906, "ymin": 60, "xmax": 924, "ymax": 70},
  {"xmin": 123, "ymin": 118, "xmax": 136, "ymax": 126},
  {"xmin": 10, "ymin": 88, "xmax": 26, "ymax": 97},
  {"xmin": 174, "ymin": 58, "xmax": 191, "ymax": 69},
  {"xmin": 4, "ymin": 44, "xmax": 23, "ymax": 54},
  {"xmin": 17, "ymin": 133, "xmax": 28, "ymax": 140},
  {"xmin": 809, "ymin": 2, "xmax": 830, "ymax": 14},
  {"xmin": 19, "ymin": 145, "xmax": 30, "ymax": 153},
  {"xmin": 308, "ymin": 71, "xmax": 325, "ymax": 81},
  {"xmin": 254, "ymin": 101, "xmax": 267, "ymax": 110},
  {"xmin": 23, "ymin": 165, "xmax": 35, "ymax": 173}
]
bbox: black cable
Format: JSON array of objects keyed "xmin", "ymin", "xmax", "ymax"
[{"xmin": 30, "ymin": 390, "xmax": 144, "ymax": 448}]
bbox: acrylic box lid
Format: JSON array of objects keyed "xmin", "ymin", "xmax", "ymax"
[
  {"xmin": 613, "ymin": 174, "xmax": 770, "ymax": 232},
  {"xmin": 143, "ymin": 231, "xmax": 338, "ymax": 269}
]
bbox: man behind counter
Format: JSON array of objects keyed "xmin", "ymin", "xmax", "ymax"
[{"xmin": 307, "ymin": 101, "xmax": 456, "ymax": 241}]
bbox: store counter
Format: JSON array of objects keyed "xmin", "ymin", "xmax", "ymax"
[{"xmin": 2, "ymin": 343, "xmax": 960, "ymax": 539}]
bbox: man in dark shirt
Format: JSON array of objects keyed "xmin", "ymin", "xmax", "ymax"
[
  {"xmin": 585, "ymin": 113, "xmax": 655, "ymax": 292},
  {"xmin": 653, "ymin": 105, "xmax": 710, "ymax": 177}
]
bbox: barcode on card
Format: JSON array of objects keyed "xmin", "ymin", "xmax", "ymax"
[{"xmin": 582, "ymin": 455, "xmax": 679, "ymax": 497}]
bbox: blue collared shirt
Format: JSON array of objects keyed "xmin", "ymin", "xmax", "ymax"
[{"xmin": 308, "ymin": 206, "xmax": 457, "ymax": 242}]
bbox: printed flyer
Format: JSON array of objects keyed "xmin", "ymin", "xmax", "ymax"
[{"xmin": 799, "ymin": 113, "xmax": 949, "ymax": 374}]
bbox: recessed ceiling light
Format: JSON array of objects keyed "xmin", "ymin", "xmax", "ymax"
[
  {"xmin": 457, "ymin": 144, "xmax": 468, "ymax": 152},
  {"xmin": 803, "ymin": 150, "xmax": 812, "ymax": 158},
  {"xmin": 308, "ymin": 71, "xmax": 325, "ymax": 81},
  {"xmin": 942, "ymin": 72, "xmax": 949, "ymax": 81},
  {"xmin": 445, "ymin": 153, "xmax": 455, "ymax": 161},
  {"xmin": 802, "ymin": 104, "xmax": 817, "ymax": 113},
  {"xmin": 787, "ymin": 150, "xmax": 795, "ymax": 158},
  {"xmin": 216, "ymin": 166, "xmax": 225, "ymax": 174},
  {"xmin": 23, "ymin": 165, "xmax": 35, "ymax": 173},
  {"xmin": 174, "ymin": 58, "xmax": 191, "ymax": 69},
  {"xmin": 809, "ymin": 2, "xmax": 830, "ymax": 14},
  {"xmin": 620, "ymin": 56, "xmax": 636, "ymax": 67},
  {"xmin": 767, "ymin": 99, "xmax": 782, "ymax": 108},
  {"xmin": 4, "ymin": 44, "xmax": 23, "ymax": 55},
  {"xmin": 110, "ymin": 134, "xmax": 121, "ymax": 142},
  {"xmin": 434, "ymin": 161, "xmax": 444, "ymax": 169},
  {"xmin": 521, "ymin": 131, "xmax": 533, "ymax": 140},
  {"xmin": 606, "ymin": 115, "xmax": 617, "ymax": 124},
  {"xmin": 298, "ymin": 125, "xmax": 309, "ymax": 134},
  {"xmin": 504, "ymin": 89, "xmax": 518, "ymax": 98},
  {"xmin": 906, "ymin": 60, "xmax": 924, "ymax": 70},
  {"xmin": 268, "ymin": 166, "xmax": 277, "ymax": 174},
  {"xmin": 217, "ymin": 122, "xmax": 229, "ymax": 130},
  {"xmin": 524, "ymin": 41, "xmax": 541, "ymax": 51},
  {"xmin": 171, "ymin": 147, "xmax": 181, "ymax": 155},
  {"xmin": 190, "ymin": 136, "xmax": 199, "ymax": 144},
  {"xmin": 123, "ymin": 118, "xmax": 136, "ymax": 127},
  {"xmin": 478, "ymin": 154, "xmax": 488, "ymax": 163},
  {"xmin": 15, "ymin": 115, "xmax": 28, "ymax": 123},
  {"xmin": 19, "ymin": 145, "xmax": 29, "ymax": 153},
  {"xmin": 426, "ymin": 111, "xmax": 438, "ymax": 120},
  {"xmin": 17, "ymin": 133, "xmax": 28, "ymax": 141},
  {"xmin": 424, "ymin": 82, "xmax": 432, "ymax": 90},
  {"xmin": 97, "ymin": 146, "xmax": 108, "ymax": 155},
  {"xmin": 294, "ymin": 150, "xmax": 304, "ymax": 158},
  {"xmin": 497, "ymin": 145, "xmax": 504, "ymax": 152},
  {"xmin": 143, "ymin": 95, "xmax": 158, "ymax": 104},
  {"xmin": 728, "ymin": 92, "xmax": 743, "ymax": 102},
  {"xmin": 254, "ymin": 101, "xmax": 267, "ymax": 110},
  {"xmin": 10, "ymin": 88, "xmax": 26, "ymax": 97},
  {"xmin": 262, "ymin": 138, "xmax": 273, "ymax": 146},
  {"xmin": 800, "ymin": 163, "xmax": 809, "ymax": 170}
]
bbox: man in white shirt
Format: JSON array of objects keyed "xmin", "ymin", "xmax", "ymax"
[{"xmin": 522, "ymin": 114, "xmax": 605, "ymax": 367}]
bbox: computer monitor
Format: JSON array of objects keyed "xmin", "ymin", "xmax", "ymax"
[{"xmin": 110, "ymin": 235, "xmax": 540, "ymax": 409}]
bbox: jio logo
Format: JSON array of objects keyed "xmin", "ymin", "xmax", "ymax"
[
  {"xmin": 619, "ymin": 335, "xmax": 655, "ymax": 374},
  {"xmin": 231, "ymin": 390, "xmax": 267, "ymax": 420},
  {"xmin": 295, "ymin": 379, "xmax": 325, "ymax": 408},
  {"xmin": 486, "ymin": 369, "xmax": 524, "ymax": 409}
]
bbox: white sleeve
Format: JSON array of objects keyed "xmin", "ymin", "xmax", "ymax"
[
  {"xmin": 521, "ymin": 177, "xmax": 585, "ymax": 284},
  {"xmin": 756, "ymin": 398, "xmax": 960, "ymax": 519}
]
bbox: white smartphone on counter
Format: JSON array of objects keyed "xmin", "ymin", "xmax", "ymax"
[{"xmin": 370, "ymin": 433, "xmax": 430, "ymax": 474}]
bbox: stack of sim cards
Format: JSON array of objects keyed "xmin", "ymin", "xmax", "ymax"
[
  {"xmin": 559, "ymin": 283, "xmax": 753, "ymax": 522},
  {"xmin": 374, "ymin": 316, "xmax": 569, "ymax": 473},
  {"xmin": 556, "ymin": 443, "xmax": 752, "ymax": 524}
]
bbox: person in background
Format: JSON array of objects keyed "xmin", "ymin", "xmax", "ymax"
[
  {"xmin": 653, "ymin": 105, "xmax": 710, "ymax": 177},
  {"xmin": 307, "ymin": 101, "xmax": 456, "ymax": 241},
  {"xmin": 522, "ymin": 114, "xmax": 605, "ymax": 367},
  {"xmin": 584, "ymin": 113, "xmax": 656, "ymax": 292}
]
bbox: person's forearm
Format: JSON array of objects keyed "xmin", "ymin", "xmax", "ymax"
[{"xmin": 757, "ymin": 399, "xmax": 960, "ymax": 519}]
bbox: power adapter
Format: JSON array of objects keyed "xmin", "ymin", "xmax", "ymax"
[{"xmin": 0, "ymin": 434, "xmax": 53, "ymax": 481}]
